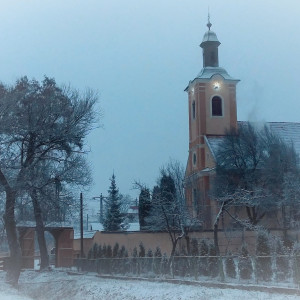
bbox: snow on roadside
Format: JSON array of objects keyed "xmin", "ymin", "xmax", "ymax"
[
  {"xmin": 0, "ymin": 273, "xmax": 33, "ymax": 300},
  {"xmin": 1, "ymin": 270, "xmax": 300, "ymax": 300}
]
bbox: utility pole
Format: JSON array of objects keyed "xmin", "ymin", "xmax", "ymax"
[
  {"xmin": 100, "ymin": 194, "xmax": 103, "ymax": 223},
  {"xmin": 80, "ymin": 192, "xmax": 84, "ymax": 258},
  {"xmin": 93, "ymin": 194, "xmax": 106, "ymax": 224}
]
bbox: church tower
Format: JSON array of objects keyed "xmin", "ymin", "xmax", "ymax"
[{"xmin": 184, "ymin": 19, "xmax": 239, "ymax": 227}]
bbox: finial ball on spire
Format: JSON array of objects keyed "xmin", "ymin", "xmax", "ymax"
[{"xmin": 207, "ymin": 21, "xmax": 212, "ymax": 30}]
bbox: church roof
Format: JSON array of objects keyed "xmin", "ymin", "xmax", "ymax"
[
  {"xmin": 196, "ymin": 67, "xmax": 238, "ymax": 81},
  {"xmin": 200, "ymin": 30, "xmax": 220, "ymax": 46},
  {"xmin": 185, "ymin": 66, "xmax": 239, "ymax": 91},
  {"xmin": 206, "ymin": 121, "xmax": 300, "ymax": 160}
]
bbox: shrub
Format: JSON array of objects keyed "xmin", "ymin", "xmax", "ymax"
[
  {"xmin": 199, "ymin": 239, "xmax": 209, "ymax": 276},
  {"xmin": 225, "ymin": 251, "xmax": 236, "ymax": 279},
  {"xmin": 191, "ymin": 238, "xmax": 199, "ymax": 256},
  {"xmin": 92, "ymin": 243, "xmax": 98, "ymax": 259},
  {"xmin": 256, "ymin": 231, "xmax": 272, "ymax": 281},
  {"xmin": 139, "ymin": 242, "xmax": 146, "ymax": 257},
  {"xmin": 97, "ymin": 244, "xmax": 103, "ymax": 258},
  {"xmin": 292, "ymin": 242, "xmax": 300, "ymax": 284},
  {"xmin": 113, "ymin": 243, "xmax": 119, "ymax": 258},
  {"xmin": 238, "ymin": 244, "xmax": 252, "ymax": 280},
  {"xmin": 161, "ymin": 253, "xmax": 169, "ymax": 275},
  {"xmin": 208, "ymin": 242, "xmax": 219, "ymax": 278},
  {"xmin": 275, "ymin": 239, "xmax": 290, "ymax": 281},
  {"xmin": 119, "ymin": 245, "xmax": 126, "ymax": 258},
  {"xmin": 153, "ymin": 247, "xmax": 162, "ymax": 274}
]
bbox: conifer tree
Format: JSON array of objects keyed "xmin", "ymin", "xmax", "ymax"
[
  {"xmin": 199, "ymin": 239, "xmax": 209, "ymax": 276},
  {"xmin": 191, "ymin": 238, "xmax": 199, "ymax": 256},
  {"xmin": 138, "ymin": 188, "xmax": 151, "ymax": 229},
  {"xmin": 92, "ymin": 243, "xmax": 98, "ymax": 259},
  {"xmin": 139, "ymin": 242, "xmax": 146, "ymax": 257},
  {"xmin": 225, "ymin": 251, "xmax": 236, "ymax": 279},
  {"xmin": 275, "ymin": 239, "xmax": 289, "ymax": 281},
  {"xmin": 106, "ymin": 245, "xmax": 113, "ymax": 258},
  {"xmin": 238, "ymin": 244, "xmax": 253, "ymax": 280},
  {"xmin": 97, "ymin": 245, "xmax": 103, "ymax": 258},
  {"xmin": 119, "ymin": 245, "xmax": 126, "ymax": 258},
  {"xmin": 103, "ymin": 174, "xmax": 124, "ymax": 231},
  {"xmin": 256, "ymin": 231, "xmax": 272, "ymax": 281},
  {"xmin": 154, "ymin": 246, "xmax": 162, "ymax": 274},
  {"xmin": 113, "ymin": 243, "xmax": 119, "ymax": 258},
  {"xmin": 208, "ymin": 242, "xmax": 219, "ymax": 277}
]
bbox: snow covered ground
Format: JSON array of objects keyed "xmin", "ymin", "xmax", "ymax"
[{"xmin": 0, "ymin": 270, "xmax": 300, "ymax": 300}]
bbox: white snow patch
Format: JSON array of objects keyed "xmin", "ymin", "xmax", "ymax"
[{"xmin": 0, "ymin": 270, "xmax": 299, "ymax": 300}]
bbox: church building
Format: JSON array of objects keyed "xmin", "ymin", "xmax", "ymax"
[{"xmin": 184, "ymin": 19, "xmax": 300, "ymax": 230}]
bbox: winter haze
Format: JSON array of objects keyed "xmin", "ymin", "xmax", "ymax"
[{"xmin": 0, "ymin": 0, "xmax": 299, "ymax": 204}]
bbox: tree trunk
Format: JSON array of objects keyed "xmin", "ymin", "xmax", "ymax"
[
  {"xmin": 31, "ymin": 189, "xmax": 49, "ymax": 270},
  {"xmin": 281, "ymin": 205, "xmax": 288, "ymax": 242},
  {"xmin": 213, "ymin": 220, "xmax": 220, "ymax": 256},
  {"xmin": 4, "ymin": 189, "xmax": 22, "ymax": 286},
  {"xmin": 185, "ymin": 235, "xmax": 190, "ymax": 255},
  {"xmin": 168, "ymin": 237, "xmax": 180, "ymax": 272}
]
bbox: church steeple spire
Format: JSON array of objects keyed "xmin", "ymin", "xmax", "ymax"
[
  {"xmin": 200, "ymin": 16, "xmax": 220, "ymax": 68},
  {"xmin": 207, "ymin": 11, "xmax": 212, "ymax": 30}
]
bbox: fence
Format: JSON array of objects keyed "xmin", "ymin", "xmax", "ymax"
[{"xmin": 74, "ymin": 254, "xmax": 300, "ymax": 287}]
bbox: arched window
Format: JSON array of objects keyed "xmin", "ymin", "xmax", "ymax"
[
  {"xmin": 212, "ymin": 96, "xmax": 222, "ymax": 116},
  {"xmin": 192, "ymin": 101, "xmax": 196, "ymax": 119},
  {"xmin": 193, "ymin": 152, "xmax": 197, "ymax": 166}
]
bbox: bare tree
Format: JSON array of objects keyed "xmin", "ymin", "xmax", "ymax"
[
  {"xmin": 141, "ymin": 160, "xmax": 200, "ymax": 263},
  {"xmin": 0, "ymin": 77, "xmax": 98, "ymax": 285},
  {"xmin": 25, "ymin": 153, "xmax": 92, "ymax": 269},
  {"xmin": 213, "ymin": 122, "xmax": 299, "ymax": 242}
]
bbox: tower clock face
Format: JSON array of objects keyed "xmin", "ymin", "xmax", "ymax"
[{"xmin": 213, "ymin": 81, "xmax": 220, "ymax": 90}]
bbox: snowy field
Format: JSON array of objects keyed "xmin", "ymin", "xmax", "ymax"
[{"xmin": 1, "ymin": 270, "xmax": 300, "ymax": 300}]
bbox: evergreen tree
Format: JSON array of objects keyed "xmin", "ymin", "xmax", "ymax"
[
  {"xmin": 97, "ymin": 244, "xmax": 103, "ymax": 258},
  {"xmin": 160, "ymin": 175, "xmax": 176, "ymax": 205},
  {"xmin": 154, "ymin": 246, "xmax": 162, "ymax": 274},
  {"xmin": 119, "ymin": 245, "xmax": 126, "ymax": 258},
  {"xmin": 102, "ymin": 244, "xmax": 107, "ymax": 258},
  {"xmin": 238, "ymin": 244, "xmax": 253, "ymax": 280},
  {"xmin": 208, "ymin": 242, "xmax": 219, "ymax": 278},
  {"xmin": 138, "ymin": 188, "xmax": 152, "ymax": 229},
  {"xmin": 147, "ymin": 249, "xmax": 153, "ymax": 257},
  {"xmin": 106, "ymin": 245, "xmax": 113, "ymax": 258},
  {"xmin": 225, "ymin": 251, "xmax": 236, "ymax": 279},
  {"xmin": 146, "ymin": 248, "xmax": 153, "ymax": 273},
  {"xmin": 103, "ymin": 174, "xmax": 124, "ymax": 231},
  {"xmin": 139, "ymin": 242, "xmax": 146, "ymax": 257},
  {"xmin": 256, "ymin": 231, "xmax": 272, "ymax": 281},
  {"xmin": 92, "ymin": 243, "xmax": 98, "ymax": 259},
  {"xmin": 199, "ymin": 239, "xmax": 209, "ymax": 276},
  {"xmin": 132, "ymin": 246, "xmax": 138, "ymax": 274},
  {"xmin": 191, "ymin": 238, "xmax": 199, "ymax": 256},
  {"xmin": 113, "ymin": 243, "xmax": 119, "ymax": 258},
  {"xmin": 275, "ymin": 239, "xmax": 289, "ymax": 281},
  {"xmin": 87, "ymin": 248, "xmax": 93, "ymax": 259}
]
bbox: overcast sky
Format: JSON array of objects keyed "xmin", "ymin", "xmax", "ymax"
[{"xmin": 0, "ymin": 0, "xmax": 299, "ymax": 209}]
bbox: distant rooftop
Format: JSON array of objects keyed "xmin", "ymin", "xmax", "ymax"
[
  {"xmin": 17, "ymin": 221, "xmax": 73, "ymax": 229},
  {"xmin": 206, "ymin": 121, "xmax": 300, "ymax": 160},
  {"xmin": 74, "ymin": 222, "xmax": 141, "ymax": 240}
]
